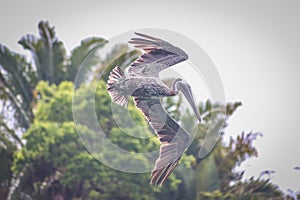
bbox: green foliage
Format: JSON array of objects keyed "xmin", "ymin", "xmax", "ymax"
[
  {"xmin": 0, "ymin": 20, "xmax": 107, "ymax": 130},
  {"xmin": 0, "ymin": 20, "xmax": 287, "ymax": 200},
  {"xmin": 12, "ymin": 81, "xmax": 176, "ymax": 199},
  {"xmin": 192, "ymin": 131, "xmax": 284, "ymax": 199},
  {"xmin": 0, "ymin": 21, "xmax": 136, "ymax": 199},
  {"xmin": 0, "ymin": 44, "xmax": 35, "ymax": 128},
  {"xmin": 18, "ymin": 21, "xmax": 66, "ymax": 84},
  {"xmin": 162, "ymin": 98, "xmax": 284, "ymax": 200},
  {"xmin": 35, "ymin": 81, "xmax": 73, "ymax": 122},
  {"xmin": 0, "ymin": 122, "xmax": 17, "ymax": 199},
  {"xmin": 70, "ymin": 37, "xmax": 107, "ymax": 85},
  {"xmin": 197, "ymin": 190, "xmax": 233, "ymax": 200}
]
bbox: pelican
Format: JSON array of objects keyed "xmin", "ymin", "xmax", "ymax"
[{"xmin": 106, "ymin": 33, "xmax": 201, "ymax": 186}]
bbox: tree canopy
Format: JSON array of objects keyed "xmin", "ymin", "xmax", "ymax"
[
  {"xmin": 9, "ymin": 80, "xmax": 284, "ymax": 200},
  {"xmin": 0, "ymin": 20, "xmax": 295, "ymax": 200}
]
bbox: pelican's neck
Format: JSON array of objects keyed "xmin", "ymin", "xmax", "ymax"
[{"xmin": 172, "ymin": 78, "xmax": 183, "ymax": 92}]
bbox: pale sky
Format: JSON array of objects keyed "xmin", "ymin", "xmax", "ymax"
[{"xmin": 1, "ymin": 0, "xmax": 300, "ymax": 193}]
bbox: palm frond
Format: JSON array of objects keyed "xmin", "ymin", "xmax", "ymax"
[
  {"xmin": 18, "ymin": 20, "xmax": 67, "ymax": 84},
  {"xmin": 70, "ymin": 37, "xmax": 107, "ymax": 86}
]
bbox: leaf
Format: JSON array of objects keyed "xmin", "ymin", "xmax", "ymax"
[
  {"xmin": 18, "ymin": 20, "xmax": 67, "ymax": 84},
  {"xmin": 0, "ymin": 44, "xmax": 35, "ymax": 128},
  {"xmin": 70, "ymin": 37, "xmax": 107, "ymax": 86}
]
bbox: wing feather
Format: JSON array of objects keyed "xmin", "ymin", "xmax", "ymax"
[
  {"xmin": 128, "ymin": 33, "xmax": 188, "ymax": 77},
  {"xmin": 133, "ymin": 97, "xmax": 190, "ymax": 186}
]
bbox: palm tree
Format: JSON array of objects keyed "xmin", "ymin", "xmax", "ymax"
[
  {"xmin": 0, "ymin": 117, "xmax": 19, "ymax": 199},
  {"xmin": 0, "ymin": 20, "xmax": 108, "ymax": 130},
  {"xmin": 0, "ymin": 20, "xmax": 140, "ymax": 200}
]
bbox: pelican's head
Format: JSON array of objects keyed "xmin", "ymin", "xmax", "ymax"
[{"xmin": 173, "ymin": 78, "xmax": 201, "ymax": 122}]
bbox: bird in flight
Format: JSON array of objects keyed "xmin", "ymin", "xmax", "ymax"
[{"xmin": 106, "ymin": 33, "xmax": 201, "ymax": 186}]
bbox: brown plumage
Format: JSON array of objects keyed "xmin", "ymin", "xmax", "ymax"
[{"xmin": 106, "ymin": 33, "xmax": 201, "ymax": 186}]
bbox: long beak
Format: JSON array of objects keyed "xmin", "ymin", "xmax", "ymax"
[{"xmin": 177, "ymin": 81, "xmax": 201, "ymax": 122}]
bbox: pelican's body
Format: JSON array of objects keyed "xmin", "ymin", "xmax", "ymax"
[
  {"xmin": 106, "ymin": 33, "xmax": 201, "ymax": 186},
  {"xmin": 109, "ymin": 76, "xmax": 174, "ymax": 98}
]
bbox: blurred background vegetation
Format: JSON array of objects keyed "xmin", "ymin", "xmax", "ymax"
[{"xmin": 0, "ymin": 21, "xmax": 297, "ymax": 200}]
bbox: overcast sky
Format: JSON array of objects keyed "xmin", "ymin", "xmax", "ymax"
[{"xmin": 1, "ymin": 0, "xmax": 300, "ymax": 192}]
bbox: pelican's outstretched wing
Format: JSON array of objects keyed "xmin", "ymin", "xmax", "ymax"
[
  {"xmin": 128, "ymin": 33, "xmax": 188, "ymax": 77},
  {"xmin": 133, "ymin": 97, "xmax": 190, "ymax": 186}
]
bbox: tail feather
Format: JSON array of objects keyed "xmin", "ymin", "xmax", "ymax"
[
  {"xmin": 150, "ymin": 159, "xmax": 179, "ymax": 186},
  {"xmin": 106, "ymin": 66, "xmax": 129, "ymax": 107}
]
